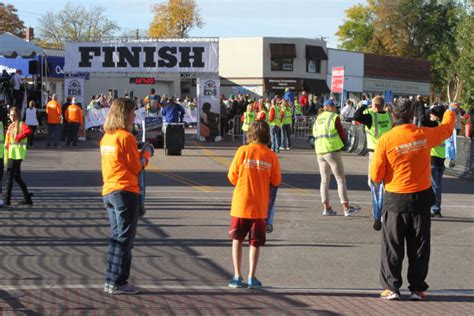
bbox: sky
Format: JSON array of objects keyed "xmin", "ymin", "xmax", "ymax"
[{"xmin": 11, "ymin": 0, "xmax": 361, "ymax": 48}]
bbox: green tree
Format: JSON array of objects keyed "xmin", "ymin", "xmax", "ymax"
[
  {"xmin": 0, "ymin": 2, "xmax": 25, "ymax": 37},
  {"xmin": 336, "ymin": 3, "xmax": 375, "ymax": 52},
  {"xmin": 38, "ymin": 3, "xmax": 119, "ymax": 49},
  {"xmin": 454, "ymin": 0, "xmax": 474, "ymax": 109},
  {"xmin": 149, "ymin": 0, "xmax": 203, "ymax": 38}
]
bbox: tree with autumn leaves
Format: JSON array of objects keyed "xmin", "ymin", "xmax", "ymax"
[
  {"xmin": 0, "ymin": 2, "xmax": 25, "ymax": 37},
  {"xmin": 337, "ymin": 0, "xmax": 473, "ymax": 109},
  {"xmin": 149, "ymin": 0, "xmax": 204, "ymax": 38}
]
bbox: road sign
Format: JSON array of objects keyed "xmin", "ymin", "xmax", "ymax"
[
  {"xmin": 331, "ymin": 66, "xmax": 344, "ymax": 93},
  {"xmin": 384, "ymin": 90, "xmax": 393, "ymax": 104}
]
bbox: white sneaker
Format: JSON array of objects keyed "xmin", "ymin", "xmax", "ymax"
[
  {"xmin": 344, "ymin": 206, "xmax": 360, "ymax": 217},
  {"xmin": 103, "ymin": 283, "xmax": 111, "ymax": 293},
  {"xmin": 323, "ymin": 208, "xmax": 337, "ymax": 216},
  {"xmin": 108, "ymin": 283, "xmax": 140, "ymax": 295}
]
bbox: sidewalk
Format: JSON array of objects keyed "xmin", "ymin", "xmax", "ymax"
[{"xmin": 0, "ymin": 286, "xmax": 472, "ymax": 315}]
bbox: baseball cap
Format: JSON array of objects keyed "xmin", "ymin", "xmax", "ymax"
[
  {"xmin": 430, "ymin": 105, "xmax": 445, "ymax": 119},
  {"xmin": 323, "ymin": 99, "xmax": 336, "ymax": 107}
]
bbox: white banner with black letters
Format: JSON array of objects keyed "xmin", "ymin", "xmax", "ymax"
[{"xmin": 65, "ymin": 41, "xmax": 219, "ymax": 73}]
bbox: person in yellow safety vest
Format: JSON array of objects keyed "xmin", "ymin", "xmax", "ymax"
[
  {"xmin": 294, "ymin": 97, "xmax": 303, "ymax": 116},
  {"xmin": 4, "ymin": 107, "xmax": 33, "ymax": 206},
  {"xmin": 421, "ymin": 105, "xmax": 447, "ymax": 217},
  {"xmin": 313, "ymin": 99, "xmax": 360, "ymax": 217},
  {"xmin": 269, "ymin": 100, "xmax": 284, "ymax": 152},
  {"xmin": 280, "ymin": 100, "xmax": 293, "ymax": 150},
  {"xmin": 241, "ymin": 104, "xmax": 256, "ymax": 145},
  {"xmin": 0, "ymin": 118, "xmax": 4, "ymax": 207},
  {"xmin": 354, "ymin": 95, "xmax": 392, "ymax": 229}
]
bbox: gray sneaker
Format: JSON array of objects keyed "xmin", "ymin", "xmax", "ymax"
[
  {"xmin": 323, "ymin": 208, "xmax": 337, "ymax": 216},
  {"xmin": 344, "ymin": 206, "xmax": 360, "ymax": 217},
  {"xmin": 108, "ymin": 284, "xmax": 140, "ymax": 295},
  {"xmin": 103, "ymin": 283, "xmax": 111, "ymax": 293}
]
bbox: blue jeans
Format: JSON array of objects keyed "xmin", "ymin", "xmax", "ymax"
[
  {"xmin": 47, "ymin": 124, "xmax": 61, "ymax": 146},
  {"xmin": 242, "ymin": 131, "xmax": 247, "ymax": 145},
  {"xmin": 369, "ymin": 180, "xmax": 384, "ymax": 221},
  {"xmin": 280, "ymin": 124, "xmax": 291, "ymax": 149},
  {"xmin": 267, "ymin": 185, "xmax": 278, "ymax": 225},
  {"xmin": 103, "ymin": 190, "xmax": 139, "ymax": 287},
  {"xmin": 431, "ymin": 165, "xmax": 445, "ymax": 213},
  {"xmin": 270, "ymin": 126, "xmax": 281, "ymax": 152}
]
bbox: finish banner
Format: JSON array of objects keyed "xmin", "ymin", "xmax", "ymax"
[{"xmin": 64, "ymin": 41, "xmax": 219, "ymax": 73}]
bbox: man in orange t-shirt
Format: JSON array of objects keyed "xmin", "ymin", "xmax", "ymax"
[
  {"xmin": 65, "ymin": 98, "xmax": 83, "ymax": 147},
  {"xmin": 227, "ymin": 120, "xmax": 281, "ymax": 289},
  {"xmin": 45, "ymin": 94, "xmax": 62, "ymax": 148},
  {"xmin": 370, "ymin": 98, "xmax": 456, "ymax": 301}
]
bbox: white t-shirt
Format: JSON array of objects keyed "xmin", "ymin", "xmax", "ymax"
[
  {"xmin": 11, "ymin": 73, "xmax": 22, "ymax": 90},
  {"xmin": 25, "ymin": 108, "xmax": 39, "ymax": 126}
]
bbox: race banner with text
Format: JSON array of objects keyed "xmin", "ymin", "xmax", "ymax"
[
  {"xmin": 65, "ymin": 41, "xmax": 219, "ymax": 73},
  {"xmin": 197, "ymin": 78, "xmax": 221, "ymax": 141},
  {"xmin": 331, "ymin": 66, "xmax": 345, "ymax": 94}
]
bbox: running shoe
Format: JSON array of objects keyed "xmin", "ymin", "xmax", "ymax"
[
  {"xmin": 247, "ymin": 277, "xmax": 262, "ymax": 289},
  {"xmin": 380, "ymin": 289, "xmax": 400, "ymax": 300},
  {"xmin": 108, "ymin": 283, "xmax": 140, "ymax": 295},
  {"xmin": 344, "ymin": 206, "xmax": 360, "ymax": 217},
  {"xmin": 103, "ymin": 283, "xmax": 111, "ymax": 293},
  {"xmin": 323, "ymin": 208, "xmax": 337, "ymax": 216},
  {"xmin": 410, "ymin": 291, "xmax": 428, "ymax": 301},
  {"xmin": 228, "ymin": 276, "xmax": 245, "ymax": 288}
]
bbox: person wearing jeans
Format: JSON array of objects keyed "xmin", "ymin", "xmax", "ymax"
[
  {"xmin": 269, "ymin": 100, "xmax": 283, "ymax": 152},
  {"xmin": 46, "ymin": 94, "xmax": 62, "ymax": 148},
  {"xmin": 280, "ymin": 100, "xmax": 292, "ymax": 150},
  {"xmin": 100, "ymin": 98, "xmax": 153, "ymax": 295}
]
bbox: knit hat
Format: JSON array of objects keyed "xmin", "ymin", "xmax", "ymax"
[{"xmin": 430, "ymin": 105, "xmax": 445, "ymax": 119}]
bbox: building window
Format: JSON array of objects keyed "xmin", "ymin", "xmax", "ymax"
[
  {"xmin": 307, "ymin": 60, "xmax": 321, "ymax": 73},
  {"xmin": 271, "ymin": 58, "xmax": 294, "ymax": 71}
]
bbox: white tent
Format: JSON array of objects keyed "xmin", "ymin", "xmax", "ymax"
[{"xmin": 0, "ymin": 32, "xmax": 45, "ymax": 58}]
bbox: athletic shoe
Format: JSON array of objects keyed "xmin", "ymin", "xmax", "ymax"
[
  {"xmin": 279, "ymin": 147, "xmax": 285, "ymax": 151},
  {"xmin": 266, "ymin": 224, "xmax": 274, "ymax": 233},
  {"xmin": 108, "ymin": 284, "xmax": 140, "ymax": 295},
  {"xmin": 20, "ymin": 193, "xmax": 33, "ymax": 205},
  {"xmin": 380, "ymin": 289, "xmax": 400, "ymax": 300},
  {"xmin": 285, "ymin": 147, "xmax": 290, "ymax": 150},
  {"xmin": 228, "ymin": 276, "xmax": 244, "ymax": 288},
  {"xmin": 344, "ymin": 206, "xmax": 360, "ymax": 217},
  {"xmin": 247, "ymin": 277, "xmax": 262, "ymax": 289},
  {"xmin": 373, "ymin": 220, "xmax": 382, "ymax": 231},
  {"xmin": 103, "ymin": 283, "xmax": 111, "ymax": 293},
  {"xmin": 410, "ymin": 291, "xmax": 428, "ymax": 301},
  {"xmin": 323, "ymin": 208, "xmax": 337, "ymax": 216}
]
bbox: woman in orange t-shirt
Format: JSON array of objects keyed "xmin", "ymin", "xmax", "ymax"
[{"xmin": 100, "ymin": 98, "xmax": 152, "ymax": 295}]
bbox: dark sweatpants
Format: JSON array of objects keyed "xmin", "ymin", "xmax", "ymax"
[{"xmin": 380, "ymin": 189, "xmax": 434, "ymax": 293}]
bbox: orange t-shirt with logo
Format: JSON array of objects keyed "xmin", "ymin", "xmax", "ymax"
[
  {"xmin": 65, "ymin": 104, "xmax": 83, "ymax": 124},
  {"xmin": 228, "ymin": 143, "xmax": 281, "ymax": 219},
  {"xmin": 370, "ymin": 110, "xmax": 455, "ymax": 193},
  {"xmin": 46, "ymin": 100, "xmax": 62, "ymax": 124},
  {"xmin": 100, "ymin": 129, "xmax": 142, "ymax": 196}
]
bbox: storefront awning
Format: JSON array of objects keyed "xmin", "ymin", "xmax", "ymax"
[
  {"xmin": 306, "ymin": 45, "xmax": 328, "ymax": 60},
  {"xmin": 270, "ymin": 44, "xmax": 296, "ymax": 58},
  {"xmin": 304, "ymin": 79, "xmax": 330, "ymax": 94}
]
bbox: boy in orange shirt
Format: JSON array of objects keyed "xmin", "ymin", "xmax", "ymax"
[{"xmin": 227, "ymin": 121, "xmax": 281, "ymax": 288}]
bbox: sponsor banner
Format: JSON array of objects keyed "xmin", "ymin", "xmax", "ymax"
[
  {"xmin": 331, "ymin": 66, "xmax": 344, "ymax": 93},
  {"xmin": 197, "ymin": 78, "xmax": 221, "ymax": 140},
  {"xmin": 264, "ymin": 78, "xmax": 302, "ymax": 91},
  {"xmin": 65, "ymin": 41, "xmax": 219, "ymax": 73},
  {"xmin": 64, "ymin": 78, "xmax": 85, "ymax": 106}
]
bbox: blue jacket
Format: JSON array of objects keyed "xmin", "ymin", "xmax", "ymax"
[{"xmin": 161, "ymin": 102, "xmax": 185, "ymax": 123}]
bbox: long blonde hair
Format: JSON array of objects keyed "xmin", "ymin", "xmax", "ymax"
[
  {"xmin": 9, "ymin": 107, "xmax": 21, "ymax": 140},
  {"xmin": 103, "ymin": 98, "xmax": 136, "ymax": 133}
]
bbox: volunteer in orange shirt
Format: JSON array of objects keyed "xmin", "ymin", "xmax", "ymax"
[
  {"xmin": 100, "ymin": 98, "xmax": 153, "ymax": 295},
  {"xmin": 227, "ymin": 120, "xmax": 281, "ymax": 289},
  {"xmin": 45, "ymin": 94, "xmax": 62, "ymax": 148},
  {"xmin": 370, "ymin": 98, "xmax": 457, "ymax": 301},
  {"xmin": 64, "ymin": 98, "xmax": 83, "ymax": 147}
]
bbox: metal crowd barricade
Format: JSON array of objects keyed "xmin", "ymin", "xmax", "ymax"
[
  {"xmin": 292, "ymin": 116, "xmax": 316, "ymax": 139},
  {"xmin": 232, "ymin": 115, "xmax": 243, "ymax": 141}
]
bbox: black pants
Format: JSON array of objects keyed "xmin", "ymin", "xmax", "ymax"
[
  {"xmin": 27, "ymin": 125, "xmax": 37, "ymax": 146},
  {"xmin": 66, "ymin": 122, "xmax": 80, "ymax": 146},
  {"xmin": 380, "ymin": 189, "xmax": 434, "ymax": 293},
  {"xmin": 5, "ymin": 159, "xmax": 30, "ymax": 202}
]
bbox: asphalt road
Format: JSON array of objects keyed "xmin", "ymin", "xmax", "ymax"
[{"xmin": 0, "ymin": 135, "xmax": 472, "ymax": 314}]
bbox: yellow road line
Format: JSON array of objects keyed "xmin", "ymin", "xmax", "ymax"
[{"xmin": 192, "ymin": 141, "xmax": 310, "ymax": 195}]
